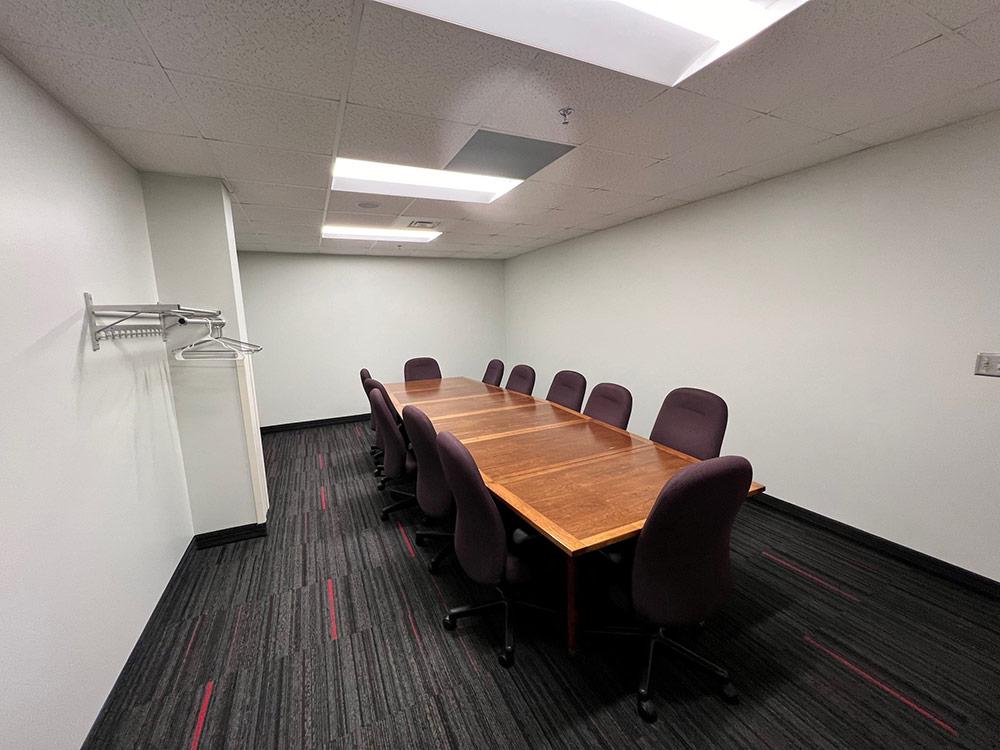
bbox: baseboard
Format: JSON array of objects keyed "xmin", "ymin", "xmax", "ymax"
[
  {"xmin": 194, "ymin": 522, "xmax": 267, "ymax": 549},
  {"xmin": 753, "ymin": 493, "xmax": 1000, "ymax": 601},
  {"xmin": 260, "ymin": 414, "xmax": 369, "ymax": 434}
]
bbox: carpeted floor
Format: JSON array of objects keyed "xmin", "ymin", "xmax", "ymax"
[{"xmin": 83, "ymin": 421, "xmax": 1000, "ymax": 749}]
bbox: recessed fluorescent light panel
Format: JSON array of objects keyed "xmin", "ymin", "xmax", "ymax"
[
  {"xmin": 373, "ymin": 0, "xmax": 813, "ymax": 86},
  {"xmin": 332, "ymin": 158, "xmax": 522, "ymax": 203},
  {"xmin": 322, "ymin": 225, "xmax": 442, "ymax": 242}
]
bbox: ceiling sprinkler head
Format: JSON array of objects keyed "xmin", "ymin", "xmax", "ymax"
[{"xmin": 558, "ymin": 107, "xmax": 574, "ymax": 125}]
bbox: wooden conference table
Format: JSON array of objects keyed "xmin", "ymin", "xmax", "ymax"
[{"xmin": 384, "ymin": 376, "xmax": 765, "ymax": 654}]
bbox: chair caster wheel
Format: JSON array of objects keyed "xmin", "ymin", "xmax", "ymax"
[
  {"xmin": 637, "ymin": 698, "xmax": 657, "ymax": 723},
  {"xmin": 719, "ymin": 681, "xmax": 739, "ymax": 704},
  {"xmin": 428, "ymin": 560, "xmax": 439, "ymax": 574},
  {"xmin": 376, "ymin": 480, "xmax": 387, "ymax": 491},
  {"xmin": 443, "ymin": 615, "xmax": 456, "ymax": 631},
  {"xmin": 414, "ymin": 535, "xmax": 427, "ymax": 547},
  {"xmin": 498, "ymin": 650, "xmax": 515, "ymax": 668},
  {"xmin": 373, "ymin": 467, "xmax": 383, "ymax": 477},
  {"xmin": 380, "ymin": 509, "xmax": 389, "ymax": 521}
]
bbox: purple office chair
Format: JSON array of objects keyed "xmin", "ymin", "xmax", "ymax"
[
  {"xmin": 369, "ymin": 390, "xmax": 417, "ymax": 519},
  {"xmin": 360, "ymin": 368, "xmax": 380, "ymax": 454},
  {"xmin": 364, "ymin": 377, "xmax": 404, "ymax": 476},
  {"xmin": 402, "ymin": 406, "xmax": 456, "ymax": 573},
  {"xmin": 545, "ymin": 370, "xmax": 587, "ymax": 412},
  {"xmin": 437, "ymin": 431, "xmax": 529, "ymax": 667},
  {"xmin": 593, "ymin": 456, "xmax": 752, "ymax": 722},
  {"xmin": 649, "ymin": 387, "xmax": 728, "ymax": 460},
  {"xmin": 583, "ymin": 382, "xmax": 633, "ymax": 430},
  {"xmin": 482, "ymin": 359, "xmax": 504, "ymax": 387},
  {"xmin": 505, "ymin": 364, "xmax": 535, "ymax": 396},
  {"xmin": 404, "ymin": 357, "xmax": 442, "ymax": 381}
]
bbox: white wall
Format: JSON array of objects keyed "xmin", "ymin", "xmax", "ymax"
[
  {"xmin": 142, "ymin": 174, "xmax": 267, "ymax": 534},
  {"xmin": 0, "ymin": 56, "xmax": 192, "ymax": 748},
  {"xmin": 238, "ymin": 253, "xmax": 507, "ymax": 425},
  {"xmin": 505, "ymin": 112, "xmax": 1000, "ymax": 581}
]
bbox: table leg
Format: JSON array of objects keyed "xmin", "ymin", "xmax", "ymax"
[{"xmin": 567, "ymin": 556, "xmax": 579, "ymax": 655}]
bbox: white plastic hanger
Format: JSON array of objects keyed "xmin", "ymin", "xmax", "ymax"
[{"xmin": 172, "ymin": 322, "xmax": 261, "ymax": 361}]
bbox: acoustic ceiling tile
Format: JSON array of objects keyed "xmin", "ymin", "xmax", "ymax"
[
  {"xmin": 530, "ymin": 146, "xmax": 658, "ymax": 188},
  {"xmin": 771, "ymin": 34, "xmax": 1000, "ymax": 135},
  {"xmin": 95, "ymin": 126, "xmax": 220, "ymax": 176},
  {"xmin": 479, "ymin": 52, "xmax": 664, "ymax": 145},
  {"xmin": 210, "ymin": 142, "xmax": 332, "ymax": 187},
  {"xmin": 587, "ymin": 88, "xmax": 757, "ymax": 159},
  {"xmin": 170, "ymin": 73, "xmax": 339, "ymax": 153},
  {"xmin": 242, "ymin": 205, "xmax": 325, "ymax": 226},
  {"xmin": 907, "ymin": 0, "xmax": 998, "ymax": 29},
  {"xmin": 349, "ymin": 2, "xmax": 537, "ymax": 125},
  {"xmin": 124, "ymin": 0, "xmax": 354, "ymax": 98},
  {"xmin": 226, "ymin": 181, "xmax": 328, "ymax": 210},
  {"xmin": 0, "ymin": 0, "xmax": 151, "ymax": 63},
  {"xmin": 734, "ymin": 135, "xmax": 870, "ymax": 179},
  {"xmin": 1, "ymin": 42, "xmax": 197, "ymax": 134},
  {"xmin": 679, "ymin": 0, "xmax": 940, "ymax": 113},
  {"xmin": 338, "ymin": 104, "xmax": 475, "ymax": 169}
]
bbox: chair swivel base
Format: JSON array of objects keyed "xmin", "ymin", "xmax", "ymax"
[
  {"xmin": 380, "ymin": 487, "xmax": 416, "ymax": 519},
  {"xmin": 413, "ymin": 530, "xmax": 454, "ymax": 573},
  {"xmin": 442, "ymin": 589, "xmax": 516, "ymax": 668}
]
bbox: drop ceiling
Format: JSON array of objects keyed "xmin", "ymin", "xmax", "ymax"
[{"xmin": 1, "ymin": 0, "xmax": 999, "ymax": 260}]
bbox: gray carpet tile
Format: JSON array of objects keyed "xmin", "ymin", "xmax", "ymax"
[{"xmin": 82, "ymin": 421, "xmax": 1000, "ymax": 749}]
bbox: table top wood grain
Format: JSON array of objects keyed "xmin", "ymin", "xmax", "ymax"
[{"xmin": 385, "ymin": 376, "xmax": 764, "ymax": 557}]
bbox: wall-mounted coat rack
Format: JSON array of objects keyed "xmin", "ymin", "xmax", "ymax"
[{"xmin": 84, "ymin": 292, "xmax": 261, "ymax": 359}]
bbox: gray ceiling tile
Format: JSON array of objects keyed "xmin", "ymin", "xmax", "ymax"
[
  {"xmin": 666, "ymin": 173, "xmax": 760, "ymax": 203},
  {"xmin": 124, "ymin": 0, "xmax": 354, "ymax": 98},
  {"xmin": 242, "ymin": 205, "xmax": 324, "ymax": 226},
  {"xmin": 602, "ymin": 159, "xmax": 724, "ymax": 196},
  {"xmin": 170, "ymin": 73, "xmax": 339, "ymax": 153},
  {"xmin": 735, "ymin": 135, "xmax": 870, "ymax": 179}
]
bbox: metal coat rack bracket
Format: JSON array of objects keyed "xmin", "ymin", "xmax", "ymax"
[{"xmin": 84, "ymin": 292, "xmax": 224, "ymax": 351}]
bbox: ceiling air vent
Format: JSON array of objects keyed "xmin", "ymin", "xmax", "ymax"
[{"xmin": 407, "ymin": 220, "xmax": 440, "ymax": 229}]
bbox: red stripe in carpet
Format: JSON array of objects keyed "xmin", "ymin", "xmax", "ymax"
[
  {"xmin": 190, "ymin": 680, "xmax": 214, "ymax": 750},
  {"xmin": 804, "ymin": 636, "xmax": 958, "ymax": 737},
  {"xmin": 763, "ymin": 551, "xmax": 859, "ymax": 601},
  {"xmin": 327, "ymin": 579, "xmax": 338, "ymax": 640},
  {"xmin": 321, "ymin": 486, "xmax": 327, "ymax": 510},
  {"xmin": 397, "ymin": 521, "xmax": 415, "ymax": 557}
]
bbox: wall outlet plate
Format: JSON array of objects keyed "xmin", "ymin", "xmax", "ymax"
[{"xmin": 974, "ymin": 353, "xmax": 1000, "ymax": 377}]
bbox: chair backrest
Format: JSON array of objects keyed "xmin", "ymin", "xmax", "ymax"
[
  {"xmin": 366, "ymin": 377, "xmax": 402, "ymax": 426},
  {"xmin": 361, "ymin": 369, "xmax": 375, "ymax": 429},
  {"xmin": 436, "ymin": 431, "xmax": 508, "ymax": 586},
  {"xmin": 404, "ymin": 357, "xmax": 442, "ymax": 381},
  {"xmin": 649, "ymin": 387, "xmax": 728, "ymax": 460},
  {"xmin": 505, "ymin": 364, "xmax": 536, "ymax": 395},
  {"xmin": 402, "ymin": 406, "xmax": 454, "ymax": 518},
  {"xmin": 632, "ymin": 456, "xmax": 752, "ymax": 626},
  {"xmin": 369, "ymin": 389, "xmax": 408, "ymax": 479},
  {"xmin": 545, "ymin": 370, "xmax": 587, "ymax": 411},
  {"xmin": 583, "ymin": 382, "xmax": 633, "ymax": 430},
  {"xmin": 482, "ymin": 358, "xmax": 504, "ymax": 387}
]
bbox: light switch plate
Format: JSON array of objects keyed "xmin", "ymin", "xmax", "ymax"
[{"xmin": 974, "ymin": 353, "xmax": 1000, "ymax": 377}]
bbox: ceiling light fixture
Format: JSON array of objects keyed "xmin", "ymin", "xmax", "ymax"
[
  {"xmin": 332, "ymin": 158, "xmax": 522, "ymax": 203},
  {"xmin": 372, "ymin": 0, "xmax": 812, "ymax": 86},
  {"xmin": 322, "ymin": 225, "xmax": 442, "ymax": 243}
]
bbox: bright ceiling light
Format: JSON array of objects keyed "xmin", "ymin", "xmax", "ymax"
[
  {"xmin": 373, "ymin": 0, "xmax": 812, "ymax": 86},
  {"xmin": 323, "ymin": 225, "xmax": 442, "ymax": 243},
  {"xmin": 331, "ymin": 158, "xmax": 522, "ymax": 203},
  {"xmin": 614, "ymin": 0, "xmax": 768, "ymax": 44}
]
